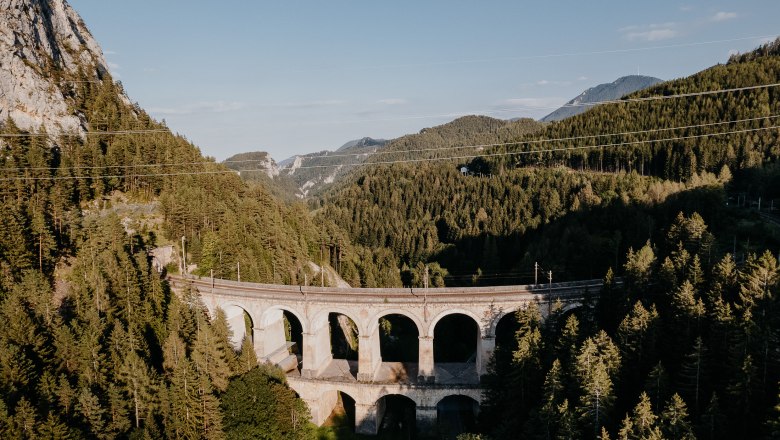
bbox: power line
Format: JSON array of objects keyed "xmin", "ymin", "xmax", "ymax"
[
  {"xmin": 0, "ymin": 129, "xmax": 170, "ymax": 138},
  {"xmin": 301, "ymin": 34, "xmax": 778, "ymax": 72},
  {"xmin": 261, "ymin": 114, "xmax": 780, "ymax": 162},
  {"xmin": 0, "ymin": 170, "xmax": 234, "ymax": 182},
  {"xmin": 225, "ymin": 81, "xmax": 780, "ymax": 160},
  {"xmin": 2, "ymin": 116, "xmax": 778, "ymax": 175},
  {"xmin": 288, "ymin": 81, "xmax": 780, "ymax": 126},
  {"xmin": 4, "ymin": 123, "xmax": 771, "ymax": 181},
  {"xmin": 278, "ymin": 124, "xmax": 780, "ymax": 171}
]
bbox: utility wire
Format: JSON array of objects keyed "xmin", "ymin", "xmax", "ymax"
[
  {"xmin": 287, "ymin": 82, "xmax": 780, "ymax": 125},
  {"xmin": 0, "ymin": 129, "xmax": 169, "ymax": 138},
  {"xmin": 2, "ymin": 124, "xmax": 776, "ymax": 181},
  {"xmin": 6, "ymin": 113, "xmax": 777, "ymax": 173},
  {"xmin": 225, "ymin": 82, "xmax": 780, "ymax": 162},
  {"xmin": 285, "ymin": 124, "xmax": 780, "ymax": 171},
  {"xmin": 247, "ymin": 114, "xmax": 780, "ymax": 162},
  {"xmin": 0, "ymin": 170, "xmax": 234, "ymax": 182}
]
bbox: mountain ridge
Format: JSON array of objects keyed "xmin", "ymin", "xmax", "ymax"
[{"xmin": 540, "ymin": 75, "xmax": 663, "ymax": 122}]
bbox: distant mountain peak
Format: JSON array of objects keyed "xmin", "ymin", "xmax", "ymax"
[
  {"xmin": 337, "ymin": 137, "xmax": 388, "ymax": 151},
  {"xmin": 541, "ymin": 75, "xmax": 663, "ymax": 122}
]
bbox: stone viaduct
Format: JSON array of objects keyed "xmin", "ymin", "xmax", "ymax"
[{"xmin": 168, "ymin": 275, "xmax": 603, "ymax": 435}]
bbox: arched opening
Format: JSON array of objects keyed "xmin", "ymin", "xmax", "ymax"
[
  {"xmin": 378, "ymin": 314, "xmax": 419, "ymax": 362},
  {"xmin": 221, "ymin": 305, "xmax": 253, "ymax": 351},
  {"xmin": 377, "ymin": 313, "xmax": 419, "ymax": 382},
  {"xmin": 434, "ymin": 313, "xmax": 479, "ymax": 362},
  {"xmin": 433, "ymin": 313, "xmax": 480, "ymax": 384},
  {"xmin": 377, "ymin": 394, "xmax": 416, "ymax": 438},
  {"xmin": 492, "ymin": 311, "xmax": 520, "ymax": 378},
  {"xmin": 322, "ymin": 391, "xmax": 356, "ymax": 434},
  {"xmin": 494, "ymin": 311, "xmax": 520, "ymax": 353},
  {"xmin": 437, "ymin": 395, "xmax": 479, "ymax": 439},
  {"xmin": 329, "ymin": 312, "xmax": 359, "ymax": 378},
  {"xmin": 260, "ymin": 307, "xmax": 305, "ymax": 373},
  {"xmin": 283, "ymin": 310, "xmax": 304, "ymax": 361}
]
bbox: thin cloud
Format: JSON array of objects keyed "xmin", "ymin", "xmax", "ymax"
[
  {"xmin": 711, "ymin": 12, "xmax": 737, "ymax": 22},
  {"xmin": 619, "ymin": 23, "xmax": 679, "ymax": 42},
  {"xmin": 280, "ymin": 99, "xmax": 346, "ymax": 109},
  {"xmin": 626, "ymin": 28, "xmax": 678, "ymax": 42},
  {"xmin": 501, "ymin": 97, "xmax": 567, "ymax": 111},
  {"xmin": 377, "ymin": 98, "xmax": 407, "ymax": 105},
  {"xmin": 150, "ymin": 101, "xmax": 246, "ymax": 115}
]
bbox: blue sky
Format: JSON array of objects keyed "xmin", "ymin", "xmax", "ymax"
[{"xmin": 69, "ymin": 1, "xmax": 779, "ymax": 161}]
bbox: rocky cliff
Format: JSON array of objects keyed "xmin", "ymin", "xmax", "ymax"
[{"xmin": 0, "ymin": 0, "xmax": 108, "ymax": 133}]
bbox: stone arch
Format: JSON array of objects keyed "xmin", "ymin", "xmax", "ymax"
[
  {"xmin": 259, "ymin": 305, "xmax": 309, "ymax": 333},
  {"xmin": 488, "ymin": 307, "xmax": 521, "ymax": 337},
  {"xmin": 310, "ymin": 308, "xmax": 362, "ymax": 334},
  {"xmin": 258, "ymin": 305, "xmax": 307, "ymax": 370},
  {"xmin": 372, "ymin": 310, "xmax": 422, "ymax": 364},
  {"xmin": 435, "ymin": 394, "xmax": 480, "ymax": 437},
  {"xmin": 433, "ymin": 392, "xmax": 481, "ymax": 408},
  {"xmin": 368, "ymin": 309, "xmax": 424, "ymax": 336},
  {"xmin": 428, "ymin": 309, "xmax": 484, "ymax": 338},
  {"xmin": 318, "ymin": 388, "xmax": 358, "ymax": 429},
  {"xmin": 431, "ymin": 311, "xmax": 481, "ymax": 366},
  {"xmin": 375, "ymin": 393, "xmax": 417, "ymax": 435},
  {"xmin": 216, "ymin": 302, "xmax": 256, "ymax": 350}
]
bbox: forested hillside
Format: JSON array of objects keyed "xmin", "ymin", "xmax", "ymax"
[
  {"xmin": 481, "ymin": 212, "xmax": 780, "ymax": 439},
  {"xmin": 320, "ymin": 39, "xmax": 780, "ymax": 287},
  {"xmin": 0, "ymin": 6, "xmax": 389, "ymax": 434},
  {"xmin": 481, "ymin": 39, "xmax": 780, "ymax": 180}
]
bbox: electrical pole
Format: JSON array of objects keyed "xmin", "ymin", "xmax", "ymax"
[
  {"xmin": 535, "ymin": 262, "xmax": 539, "ymax": 285},
  {"xmin": 548, "ymin": 270, "xmax": 553, "ymax": 294},
  {"xmin": 424, "ymin": 265, "xmax": 429, "ymax": 289},
  {"xmin": 321, "ymin": 239, "xmax": 325, "ymax": 287},
  {"xmin": 237, "ymin": 261, "xmax": 241, "ymax": 282},
  {"xmin": 181, "ymin": 236, "xmax": 186, "ymax": 277}
]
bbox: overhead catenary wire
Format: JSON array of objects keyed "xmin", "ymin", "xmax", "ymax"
[
  {"xmin": 5, "ymin": 112, "xmax": 779, "ymax": 173},
  {"xmin": 2, "ymin": 124, "xmax": 777, "ymax": 181},
  {"xmin": 242, "ymin": 113, "xmax": 780, "ymax": 162},
  {"xmin": 282, "ymin": 124, "xmax": 780, "ymax": 171},
  {"xmin": 0, "ymin": 129, "xmax": 170, "ymax": 138},
  {"xmin": 225, "ymin": 81, "xmax": 780, "ymax": 162},
  {"xmin": 2, "ymin": 80, "xmax": 779, "ymax": 172},
  {"xmin": 281, "ymin": 81, "xmax": 780, "ymax": 126}
]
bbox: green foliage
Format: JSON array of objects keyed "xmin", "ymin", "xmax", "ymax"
[{"xmin": 220, "ymin": 365, "xmax": 315, "ymax": 440}]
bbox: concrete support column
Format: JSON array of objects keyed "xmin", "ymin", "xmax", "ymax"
[
  {"xmin": 304, "ymin": 390, "xmax": 338, "ymax": 426},
  {"xmin": 416, "ymin": 406, "xmax": 438, "ymax": 436},
  {"xmin": 418, "ymin": 336, "xmax": 435, "ymax": 383},
  {"xmin": 357, "ymin": 328, "xmax": 381, "ymax": 382},
  {"xmin": 251, "ymin": 327, "xmax": 265, "ymax": 360},
  {"xmin": 477, "ymin": 336, "xmax": 496, "ymax": 377},
  {"xmin": 259, "ymin": 310, "xmax": 297, "ymax": 368},
  {"xmin": 302, "ymin": 322, "xmax": 333, "ymax": 378},
  {"xmin": 355, "ymin": 403, "xmax": 379, "ymax": 435}
]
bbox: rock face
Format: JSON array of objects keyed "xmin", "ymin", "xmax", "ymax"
[{"xmin": 0, "ymin": 0, "xmax": 108, "ymax": 133}]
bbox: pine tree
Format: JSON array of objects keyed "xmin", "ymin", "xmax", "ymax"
[
  {"xmin": 237, "ymin": 335, "xmax": 259, "ymax": 374},
  {"xmin": 644, "ymin": 362, "xmax": 670, "ymax": 414},
  {"xmin": 661, "ymin": 394, "xmax": 695, "ymax": 440},
  {"xmin": 678, "ymin": 337, "xmax": 709, "ymax": 415}
]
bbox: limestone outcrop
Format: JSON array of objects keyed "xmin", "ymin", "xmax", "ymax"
[{"xmin": 0, "ymin": 0, "xmax": 108, "ymax": 133}]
